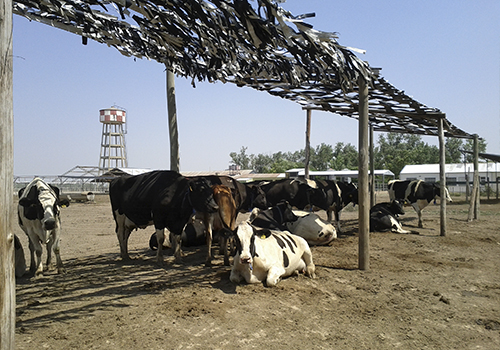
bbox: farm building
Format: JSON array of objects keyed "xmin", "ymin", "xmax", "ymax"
[{"xmin": 399, "ymin": 163, "xmax": 500, "ymax": 194}]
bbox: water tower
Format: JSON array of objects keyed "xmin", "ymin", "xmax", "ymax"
[{"xmin": 98, "ymin": 107, "xmax": 128, "ymax": 175}]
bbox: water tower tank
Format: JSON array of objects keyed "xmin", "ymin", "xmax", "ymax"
[{"xmin": 98, "ymin": 107, "xmax": 128, "ymax": 175}]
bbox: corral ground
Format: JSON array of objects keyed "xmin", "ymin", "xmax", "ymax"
[{"xmin": 13, "ymin": 193, "xmax": 500, "ymax": 350}]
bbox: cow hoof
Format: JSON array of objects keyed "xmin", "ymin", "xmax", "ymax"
[
  {"xmin": 57, "ymin": 268, "xmax": 66, "ymax": 274},
  {"xmin": 205, "ymin": 260, "xmax": 212, "ymax": 267}
]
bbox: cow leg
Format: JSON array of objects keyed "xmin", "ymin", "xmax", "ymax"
[
  {"xmin": 266, "ymin": 266, "xmax": 286, "ymax": 287},
  {"xmin": 155, "ymin": 228, "xmax": 165, "ymax": 265},
  {"xmin": 115, "ymin": 214, "xmax": 131, "ymax": 260},
  {"xmin": 172, "ymin": 234, "xmax": 183, "ymax": 264},
  {"xmin": 204, "ymin": 213, "xmax": 214, "ymax": 267},
  {"xmin": 412, "ymin": 203, "xmax": 424, "ymax": 228},
  {"xmin": 49, "ymin": 228, "xmax": 65, "ymax": 273},
  {"xmin": 302, "ymin": 249, "xmax": 316, "ymax": 279},
  {"xmin": 32, "ymin": 238, "xmax": 44, "ymax": 277}
]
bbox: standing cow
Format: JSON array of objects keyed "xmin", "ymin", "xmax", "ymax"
[
  {"xmin": 18, "ymin": 178, "xmax": 70, "ymax": 276},
  {"xmin": 315, "ymin": 180, "xmax": 358, "ymax": 233},
  {"xmin": 109, "ymin": 171, "xmax": 218, "ymax": 264},
  {"xmin": 230, "ymin": 221, "xmax": 316, "ymax": 287},
  {"xmin": 388, "ymin": 179, "xmax": 452, "ymax": 228}
]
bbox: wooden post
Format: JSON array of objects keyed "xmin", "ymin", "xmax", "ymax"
[
  {"xmin": 473, "ymin": 134, "xmax": 480, "ymax": 219},
  {"xmin": 166, "ymin": 70, "xmax": 180, "ymax": 172},
  {"xmin": 438, "ymin": 117, "xmax": 447, "ymax": 236},
  {"xmin": 304, "ymin": 109, "xmax": 311, "ymax": 180},
  {"xmin": 0, "ymin": 0, "xmax": 15, "ymax": 348},
  {"xmin": 369, "ymin": 125, "xmax": 375, "ymax": 208},
  {"xmin": 358, "ymin": 77, "xmax": 370, "ymax": 270}
]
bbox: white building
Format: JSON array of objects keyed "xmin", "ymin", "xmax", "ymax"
[{"xmin": 399, "ymin": 163, "xmax": 500, "ymax": 194}]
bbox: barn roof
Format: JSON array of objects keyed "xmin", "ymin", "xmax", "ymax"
[{"xmin": 13, "ymin": 0, "xmax": 475, "ymax": 139}]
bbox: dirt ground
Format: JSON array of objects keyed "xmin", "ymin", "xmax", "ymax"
[{"xmin": 13, "ymin": 192, "xmax": 500, "ymax": 350}]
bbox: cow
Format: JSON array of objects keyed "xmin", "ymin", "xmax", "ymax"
[
  {"xmin": 201, "ymin": 184, "xmax": 237, "ymax": 266},
  {"xmin": 193, "ymin": 175, "xmax": 268, "ymax": 213},
  {"xmin": 388, "ymin": 179, "xmax": 452, "ymax": 228},
  {"xmin": 285, "ymin": 210, "xmax": 336, "ymax": 245},
  {"xmin": 109, "ymin": 170, "xmax": 218, "ymax": 264},
  {"xmin": 230, "ymin": 221, "xmax": 316, "ymax": 287},
  {"xmin": 14, "ymin": 234, "xmax": 27, "ymax": 278},
  {"xmin": 17, "ymin": 178, "xmax": 70, "ymax": 276},
  {"xmin": 149, "ymin": 184, "xmax": 238, "ymax": 266},
  {"xmin": 248, "ymin": 201, "xmax": 299, "ymax": 230},
  {"xmin": 314, "ymin": 180, "xmax": 358, "ymax": 233},
  {"xmin": 370, "ymin": 200, "xmax": 417, "ymax": 234},
  {"xmin": 258, "ymin": 178, "xmax": 328, "ymax": 211}
]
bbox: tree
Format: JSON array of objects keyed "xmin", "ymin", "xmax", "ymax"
[
  {"xmin": 463, "ymin": 138, "xmax": 487, "ymax": 162},
  {"xmin": 331, "ymin": 142, "xmax": 358, "ymax": 170},
  {"xmin": 229, "ymin": 146, "xmax": 252, "ymax": 169},
  {"xmin": 445, "ymin": 138, "xmax": 463, "ymax": 163},
  {"xmin": 374, "ymin": 133, "xmax": 439, "ymax": 176},
  {"xmin": 310, "ymin": 143, "xmax": 334, "ymax": 171}
]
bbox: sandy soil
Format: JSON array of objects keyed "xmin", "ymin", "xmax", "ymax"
[{"xmin": 13, "ymin": 193, "xmax": 500, "ymax": 350}]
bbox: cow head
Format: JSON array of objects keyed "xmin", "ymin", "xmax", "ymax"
[
  {"xmin": 389, "ymin": 200, "xmax": 405, "ymax": 216},
  {"xmin": 18, "ymin": 179, "xmax": 69, "ymax": 231},
  {"xmin": 249, "ymin": 184, "xmax": 268, "ymax": 210},
  {"xmin": 274, "ymin": 201, "xmax": 299, "ymax": 224},
  {"xmin": 234, "ymin": 221, "xmax": 270, "ymax": 265},
  {"xmin": 187, "ymin": 177, "xmax": 219, "ymax": 213},
  {"xmin": 341, "ymin": 182, "xmax": 358, "ymax": 207},
  {"xmin": 433, "ymin": 183, "xmax": 453, "ymax": 202}
]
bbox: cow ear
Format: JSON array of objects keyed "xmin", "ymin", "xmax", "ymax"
[
  {"xmin": 58, "ymin": 199, "xmax": 70, "ymax": 208},
  {"xmin": 49, "ymin": 184, "xmax": 60, "ymax": 198},
  {"xmin": 18, "ymin": 186, "xmax": 38, "ymax": 207},
  {"xmin": 253, "ymin": 227, "xmax": 272, "ymax": 239}
]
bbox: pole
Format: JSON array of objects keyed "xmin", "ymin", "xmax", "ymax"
[
  {"xmin": 304, "ymin": 109, "xmax": 311, "ymax": 180},
  {"xmin": 166, "ymin": 70, "xmax": 180, "ymax": 172},
  {"xmin": 0, "ymin": 0, "xmax": 15, "ymax": 348},
  {"xmin": 358, "ymin": 77, "xmax": 369, "ymax": 270},
  {"xmin": 473, "ymin": 134, "xmax": 479, "ymax": 219},
  {"xmin": 438, "ymin": 118, "xmax": 447, "ymax": 236},
  {"xmin": 369, "ymin": 125, "xmax": 375, "ymax": 208}
]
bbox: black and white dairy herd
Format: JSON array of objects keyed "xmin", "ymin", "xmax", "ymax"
[{"xmin": 15, "ymin": 174, "xmax": 451, "ymax": 286}]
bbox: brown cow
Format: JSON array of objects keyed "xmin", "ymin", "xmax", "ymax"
[{"xmin": 203, "ymin": 184, "xmax": 237, "ymax": 266}]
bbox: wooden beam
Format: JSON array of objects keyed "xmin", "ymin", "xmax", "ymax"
[
  {"xmin": 1, "ymin": 0, "xmax": 15, "ymax": 348},
  {"xmin": 304, "ymin": 109, "xmax": 311, "ymax": 180},
  {"xmin": 438, "ymin": 118, "xmax": 447, "ymax": 236},
  {"xmin": 358, "ymin": 77, "xmax": 370, "ymax": 270},
  {"xmin": 473, "ymin": 134, "xmax": 480, "ymax": 220},
  {"xmin": 369, "ymin": 125, "xmax": 375, "ymax": 208},
  {"xmin": 166, "ymin": 70, "xmax": 180, "ymax": 172}
]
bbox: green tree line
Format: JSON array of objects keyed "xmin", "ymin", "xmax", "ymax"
[{"xmin": 229, "ymin": 134, "xmax": 487, "ymax": 176}]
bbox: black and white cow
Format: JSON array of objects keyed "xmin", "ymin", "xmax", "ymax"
[
  {"xmin": 388, "ymin": 179, "xmax": 452, "ymax": 228},
  {"xmin": 18, "ymin": 178, "xmax": 70, "ymax": 276},
  {"xmin": 14, "ymin": 234, "xmax": 27, "ymax": 278},
  {"xmin": 230, "ymin": 221, "xmax": 316, "ymax": 287},
  {"xmin": 285, "ymin": 210, "xmax": 336, "ymax": 245},
  {"xmin": 314, "ymin": 180, "xmax": 358, "ymax": 233},
  {"xmin": 370, "ymin": 200, "xmax": 417, "ymax": 234},
  {"xmin": 248, "ymin": 201, "xmax": 299, "ymax": 231},
  {"xmin": 109, "ymin": 170, "xmax": 218, "ymax": 264},
  {"xmin": 258, "ymin": 178, "xmax": 327, "ymax": 211}
]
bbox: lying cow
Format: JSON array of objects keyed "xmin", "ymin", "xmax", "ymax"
[
  {"xmin": 14, "ymin": 234, "xmax": 27, "ymax": 278},
  {"xmin": 109, "ymin": 171, "xmax": 218, "ymax": 264},
  {"xmin": 285, "ymin": 210, "xmax": 336, "ymax": 245},
  {"xmin": 370, "ymin": 200, "xmax": 417, "ymax": 234},
  {"xmin": 248, "ymin": 201, "xmax": 298, "ymax": 230},
  {"xmin": 230, "ymin": 221, "xmax": 316, "ymax": 287},
  {"xmin": 388, "ymin": 179, "xmax": 452, "ymax": 228},
  {"xmin": 18, "ymin": 178, "xmax": 70, "ymax": 276}
]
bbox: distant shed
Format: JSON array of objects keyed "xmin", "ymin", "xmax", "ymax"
[{"xmin": 400, "ymin": 163, "xmax": 500, "ymax": 194}]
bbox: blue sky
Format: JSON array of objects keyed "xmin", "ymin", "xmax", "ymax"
[{"xmin": 12, "ymin": 0, "xmax": 500, "ymax": 175}]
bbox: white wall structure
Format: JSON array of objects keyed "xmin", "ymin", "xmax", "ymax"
[{"xmin": 399, "ymin": 163, "xmax": 500, "ymax": 194}]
